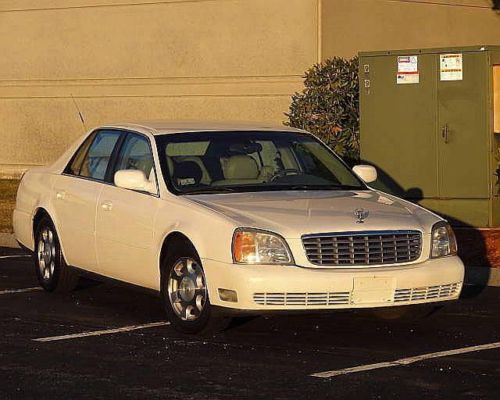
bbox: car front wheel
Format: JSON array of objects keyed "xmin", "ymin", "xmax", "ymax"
[{"xmin": 160, "ymin": 244, "xmax": 230, "ymax": 335}]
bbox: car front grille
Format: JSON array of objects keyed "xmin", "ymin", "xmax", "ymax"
[
  {"xmin": 302, "ymin": 230, "xmax": 422, "ymax": 266},
  {"xmin": 394, "ymin": 282, "xmax": 461, "ymax": 302},
  {"xmin": 253, "ymin": 292, "xmax": 351, "ymax": 306}
]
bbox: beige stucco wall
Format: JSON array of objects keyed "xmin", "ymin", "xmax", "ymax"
[
  {"xmin": 0, "ymin": 0, "xmax": 499, "ymax": 177},
  {"xmin": 321, "ymin": 0, "xmax": 500, "ymax": 58},
  {"xmin": 0, "ymin": 0, "xmax": 320, "ymax": 176}
]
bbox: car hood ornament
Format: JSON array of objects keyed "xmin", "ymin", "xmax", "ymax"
[{"xmin": 354, "ymin": 208, "xmax": 369, "ymax": 223}]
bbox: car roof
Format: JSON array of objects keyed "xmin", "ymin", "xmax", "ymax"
[{"xmin": 99, "ymin": 120, "xmax": 309, "ymax": 136}]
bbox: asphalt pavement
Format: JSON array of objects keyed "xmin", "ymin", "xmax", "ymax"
[{"xmin": 0, "ymin": 246, "xmax": 499, "ymax": 400}]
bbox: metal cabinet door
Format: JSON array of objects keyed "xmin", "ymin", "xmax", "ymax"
[
  {"xmin": 360, "ymin": 53, "xmax": 439, "ymax": 199},
  {"xmin": 437, "ymin": 51, "xmax": 489, "ymax": 199}
]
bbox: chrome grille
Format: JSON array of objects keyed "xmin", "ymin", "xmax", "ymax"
[
  {"xmin": 253, "ymin": 292, "xmax": 351, "ymax": 306},
  {"xmin": 394, "ymin": 282, "xmax": 461, "ymax": 302},
  {"xmin": 302, "ymin": 230, "xmax": 422, "ymax": 266}
]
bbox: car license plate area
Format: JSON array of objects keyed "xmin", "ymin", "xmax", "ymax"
[{"xmin": 352, "ymin": 277, "xmax": 394, "ymax": 304}]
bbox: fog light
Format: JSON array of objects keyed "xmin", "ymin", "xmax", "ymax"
[{"xmin": 218, "ymin": 288, "xmax": 238, "ymax": 303}]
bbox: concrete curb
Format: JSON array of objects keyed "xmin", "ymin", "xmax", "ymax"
[
  {"xmin": 0, "ymin": 233, "xmax": 498, "ymax": 287},
  {"xmin": 0, "ymin": 233, "xmax": 18, "ymax": 248},
  {"xmin": 464, "ymin": 266, "xmax": 500, "ymax": 288}
]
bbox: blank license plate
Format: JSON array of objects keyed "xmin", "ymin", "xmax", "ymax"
[{"xmin": 352, "ymin": 277, "xmax": 394, "ymax": 304}]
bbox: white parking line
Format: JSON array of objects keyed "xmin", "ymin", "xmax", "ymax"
[
  {"xmin": 33, "ymin": 321, "xmax": 170, "ymax": 342},
  {"xmin": 311, "ymin": 341, "xmax": 500, "ymax": 378},
  {"xmin": 0, "ymin": 287, "xmax": 42, "ymax": 295},
  {"xmin": 0, "ymin": 255, "xmax": 31, "ymax": 259}
]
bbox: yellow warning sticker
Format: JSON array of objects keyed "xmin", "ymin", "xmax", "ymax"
[{"xmin": 440, "ymin": 53, "xmax": 463, "ymax": 81}]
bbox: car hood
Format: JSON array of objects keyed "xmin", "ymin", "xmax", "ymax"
[{"xmin": 187, "ymin": 190, "xmax": 438, "ymax": 238}]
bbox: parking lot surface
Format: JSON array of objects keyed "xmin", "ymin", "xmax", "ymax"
[{"xmin": 1, "ymin": 246, "xmax": 499, "ymax": 400}]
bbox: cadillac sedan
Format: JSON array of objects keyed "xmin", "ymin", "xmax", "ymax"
[{"xmin": 13, "ymin": 121, "xmax": 464, "ymax": 334}]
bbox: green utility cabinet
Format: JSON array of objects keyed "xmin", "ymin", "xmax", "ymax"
[{"xmin": 359, "ymin": 46, "xmax": 500, "ymax": 228}]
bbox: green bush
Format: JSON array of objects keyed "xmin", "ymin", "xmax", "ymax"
[{"xmin": 285, "ymin": 56, "xmax": 360, "ymax": 164}]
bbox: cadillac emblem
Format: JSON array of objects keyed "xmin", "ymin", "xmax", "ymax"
[{"xmin": 354, "ymin": 208, "xmax": 369, "ymax": 223}]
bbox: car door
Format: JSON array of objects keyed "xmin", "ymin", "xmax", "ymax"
[
  {"xmin": 95, "ymin": 131, "xmax": 160, "ymax": 288},
  {"xmin": 52, "ymin": 130, "xmax": 122, "ymax": 271}
]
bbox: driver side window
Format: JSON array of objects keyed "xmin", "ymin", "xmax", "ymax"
[{"xmin": 114, "ymin": 133, "xmax": 158, "ymax": 195}]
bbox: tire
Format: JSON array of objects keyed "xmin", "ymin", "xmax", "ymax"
[
  {"xmin": 160, "ymin": 241, "xmax": 231, "ymax": 335},
  {"xmin": 34, "ymin": 216, "xmax": 79, "ymax": 292},
  {"xmin": 372, "ymin": 304, "xmax": 443, "ymax": 322}
]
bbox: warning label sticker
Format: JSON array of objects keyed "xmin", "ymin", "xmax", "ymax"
[
  {"xmin": 440, "ymin": 53, "xmax": 463, "ymax": 81},
  {"xmin": 397, "ymin": 55, "xmax": 419, "ymax": 84}
]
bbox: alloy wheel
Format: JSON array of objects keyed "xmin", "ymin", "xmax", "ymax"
[
  {"xmin": 167, "ymin": 257, "xmax": 207, "ymax": 321},
  {"xmin": 37, "ymin": 227, "xmax": 56, "ymax": 282}
]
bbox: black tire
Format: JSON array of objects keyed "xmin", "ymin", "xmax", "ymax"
[
  {"xmin": 372, "ymin": 304, "xmax": 443, "ymax": 322},
  {"xmin": 34, "ymin": 216, "xmax": 79, "ymax": 292},
  {"xmin": 160, "ymin": 241, "xmax": 231, "ymax": 335}
]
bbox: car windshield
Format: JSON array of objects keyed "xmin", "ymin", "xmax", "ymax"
[{"xmin": 155, "ymin": 131, "xmax": 366, "ymax": 194}]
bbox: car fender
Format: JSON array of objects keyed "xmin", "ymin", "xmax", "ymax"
[
  {"xmin": 24, "ymin": 172, "xmax": 69, "ymax": 261},
  {"xmin": 154, "ymin": 198, "xmax": 238, "ymax": 267}
]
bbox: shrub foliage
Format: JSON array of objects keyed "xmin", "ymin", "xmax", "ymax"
[{"xmin": 285, "ymin": 56, "xmax": 360, "ymax": 163}]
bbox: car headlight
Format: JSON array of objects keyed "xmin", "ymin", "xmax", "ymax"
[
  {"xmin": 431, "ymin": 221, "xmax": 457, "ymax": 258},
  {"xmin": 232, "ymin": 228, "xmax": 294, "ymax": 265}
]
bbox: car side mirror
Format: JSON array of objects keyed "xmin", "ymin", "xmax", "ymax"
[
  {"xmin": 114, "ymin": 170, "xmax": 156, "ymax": 194},
  {"xmin": 353, "ymin": 165, "xmax": 377, "ymax": 183}
]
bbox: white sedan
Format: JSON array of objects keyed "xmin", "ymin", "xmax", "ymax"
[{"xmin": 13, "ymin": 121, "xmax": 464, "ymax": 334}]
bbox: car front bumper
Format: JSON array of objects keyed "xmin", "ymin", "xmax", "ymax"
[{"xmin": 202, "ymin": 256, "xmax": 465, "ymax": 311}]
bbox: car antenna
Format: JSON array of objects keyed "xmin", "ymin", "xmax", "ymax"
[{"xmin": 70, "ymin": 93, "xmax": 87, "ymax": 133}]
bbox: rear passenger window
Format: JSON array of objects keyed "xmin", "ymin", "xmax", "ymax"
[
  {"xmin": 66, "ymin": 133, "xmax": 96, "ymax": 176},
  {"xmin": 79, "ymin": 131, "xmax": 121, "ymax": 181}
]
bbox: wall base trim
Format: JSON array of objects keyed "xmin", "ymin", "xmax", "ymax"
[{"xmin": 0, "ymin": 164, "xmax": 41, "ymax": 179}]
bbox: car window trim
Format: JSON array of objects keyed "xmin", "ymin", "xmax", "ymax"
[
  {"xmin": 104, "ymin": 132, "xmax": 127, "ymax": 184},
  {"xmin": 61, "ymin": 129, "xmax": 160, "ymax": 197}
]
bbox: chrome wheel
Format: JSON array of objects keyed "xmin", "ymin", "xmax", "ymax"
[
  {"xmin": 167, "ymin": 257, "xmax": 207, "ymax": 321},
  {"xmin": 37, "ymin": 227, "xmax": 56, "ymax": 282}
]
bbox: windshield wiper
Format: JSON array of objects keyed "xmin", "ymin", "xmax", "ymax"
[
  {"xmin": 285, "ymin": 184, "xmax": 364, "ymax": 191},
  {"xmin": 182, "ymin": 187, "xmax": 237, "ymax": 195}
]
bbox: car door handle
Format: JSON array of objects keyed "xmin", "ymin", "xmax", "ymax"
[
  {"xmin": 56, "ymin": 191, "xmax": 66, "ymax": 200},
  {"xmin": 101, "ymin": 201, "xmax": 113, "ymax": 211}
]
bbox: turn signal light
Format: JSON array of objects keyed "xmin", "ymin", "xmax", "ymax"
[
  {"xmin": 233, "ymin": 230, "xmax": 258, "ymax": 263},
  {"xmin": 232, "ymin": 228, "xmax": 293, "ymax": 265}
]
